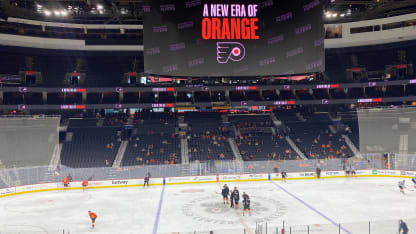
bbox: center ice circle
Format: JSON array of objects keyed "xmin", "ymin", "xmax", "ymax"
[{"xmin": 181, "ymin": 195, "xmax": 287, "ymax": 224}]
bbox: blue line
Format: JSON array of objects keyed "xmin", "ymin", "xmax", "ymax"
[
  {"xmin": 152, "ymin": 185, "xmax": 165, "ymax": 234},
  {"xmin": 270, "ymin": 181, "xmax": 352, "ymax": 234}
]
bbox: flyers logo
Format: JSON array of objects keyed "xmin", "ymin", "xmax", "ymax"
[{"xmin": 217, "ymin": 42, "xmax": 245, "ymax": 64}]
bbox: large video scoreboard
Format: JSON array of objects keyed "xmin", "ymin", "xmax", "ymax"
[{"xmin": 143, "ymin": 0, "xmax": 324, "ymax": 77}]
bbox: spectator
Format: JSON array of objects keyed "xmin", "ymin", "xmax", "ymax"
[{"xmin": 273, "ymin": 164, "xmax": 279, "ymax": 173}]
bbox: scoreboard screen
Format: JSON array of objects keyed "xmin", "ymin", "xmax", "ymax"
[{"xmin": 143, "ymin": 0, "xmax": 325, "ymax": 77}]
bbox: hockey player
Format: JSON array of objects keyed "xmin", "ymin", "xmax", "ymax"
[
  {"xmin": 399, "ymin": 219, "xmax": 409, "ymax": 234},
  {"xmin": 350, "ymin": 165, "xmax": 356, "ymax": 177},
  {"xmin": 345, "ymin": 165, "xmax": 351, "ymax": 177},
  {"xmin": 63, "ymin": 177, "xmax": 69, "ymax": 190},
  {"xmin": 242, "ymin": 194, "xmax": 251, "ymax": 216},
  {"xmin": 232, "ymin": 187, "xmax": 240, "ymax": 209},
  {"xmin": 412, "ymin": 175, "xmax": 416, "ymax": 188},
  {"xmin": 281, "ymin": 170, "xmax": 287, "ymax": 183},
  {"xmin": 82, "ymin": 180, "xmax": 88, "ymax": 191},
  {"xmin": 144, "ymin": 172, "xmax": 151, "ymax": 187},
  {"xmin": 221, "ymin": 184, "xmax": 230, "ymax": 204},
  {"xmin": 230, "ymin": 189, "xmax": 235, "ymax": 208},
  {"xmin": 399, "ymin": 180, "xmax": 405, "ymax": 194},
  {"xmin": 88, "ymin": 210, "xmax": 98, "ymax": 228},
  {"xmin": 242, "ymin": 192, "xmax": 250, "ymax": 200},
  {"xmin": 316, "ymin": 166, "xmax": 321, "ymax": 179}
]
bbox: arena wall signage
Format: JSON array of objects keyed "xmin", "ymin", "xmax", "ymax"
[
  {"xmin": 143, "ymin": 0, "xmax": 325, "ymax": 77},
  {"xmin": 0, "ymin": 170, "xmax": 414, "ymax": 198}
]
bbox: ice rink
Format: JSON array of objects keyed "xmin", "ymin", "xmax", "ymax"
[{"xmin": 1, "ymin": 177, "xmax": 416, "ymax": 234}]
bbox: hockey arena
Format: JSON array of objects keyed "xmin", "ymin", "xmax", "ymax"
[
  {"xmin": 1, "ymin": 0, "xmax": 416, "ymax": 233},
  {"xmin": 1, "ymin": 175, "xmax": 416, "ymax": 233}
]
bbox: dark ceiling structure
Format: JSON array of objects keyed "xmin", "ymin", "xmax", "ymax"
[
  {"xmin": 1, "ymin": 0, "xmax": 416, "ymax": 24},
  {"xmin": 325, "ymin": 0, "xmax": 416, "ymax": 22}
]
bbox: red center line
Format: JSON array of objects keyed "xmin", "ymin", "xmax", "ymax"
[{"xmin": 234, "ymin": 208, "xmax": 253, "ymax": 234}]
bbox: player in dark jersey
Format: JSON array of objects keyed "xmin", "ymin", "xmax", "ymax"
[
  {"xmin": 230, "ymin": 188, "xmax": 235, "ymax": 208},
  {"xmin": 243, "ymin": 194, "xmax": 251, "ymax": 216},
  {"xmin": 144, "ymin": 172, "xmax": 151, "ymax": 187},
  {"xmin": 281, "ymin": 170, "xmax": 287, "ymax": 183},
  {"xmin": 399, "ymin": 180, "xmax": 405, "ymax": 194},
  {"xmin": 412, "ymin": 175, "xmax": 416, "ymax": 188},
  {"xmin": 346, "ymin": 165, "xmax": 351, "ymax": 177},
  {"xmin": 232, "ymin": 187, "xmax": 240, "ymax": 209},
  {"xmin": 399, "ymin": 219, "xmax": 409, "ymax": 234},
  {"xmin": 242, "ymin": 192, "xmax": 249, "ymax": 200},
  {"xmin": 350, "ymin": 166, "xmax": 356, "ymax": 177},
  {"xmin": 316, "ymin": 167, "xmax": 321, "ymax": 179},
  {"xmin": 221, "ymin": 184, "xmax": 230, "ymax": 204}
]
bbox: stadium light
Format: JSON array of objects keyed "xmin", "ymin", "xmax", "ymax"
[
  {"xmin": 346, "ymin": 9, "xmax": 352, "ymax": 15},
  {"xmin": 97, "ymin": 4, "xmax": 104, "ymax": 10},
  {"xmin": 54, "ymin": 10, "xmax": 61, "ymax": 16},
  {"xmin": 61, "ymin": 11, "xmax": 68, "ymax": 16},
  {"xmin": 44, "ymin": 10, "xmax": 51, "ymax": 16},
  {"xmin": 340, "ymin": 14, "xmax": 345, "ymax": 17},
  {"xmin": 324, "ymin": 11, "xmax": 332, "ymax": 18}
]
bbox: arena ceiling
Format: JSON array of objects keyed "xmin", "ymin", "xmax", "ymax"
[
  {"xmin": 325, "ymin": 0, "xmax": 416, "ymax": 22},
  {"xmin": 2, "ymin": 0, "xmax": 416, "ymax": 23}
]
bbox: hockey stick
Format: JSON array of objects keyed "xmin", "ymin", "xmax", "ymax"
[{"xmin": 405, "ymin": 186, "xmax": 414, "ymax": 192}]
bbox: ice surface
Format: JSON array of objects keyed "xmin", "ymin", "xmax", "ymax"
[{"xmin": 0, "ymin": 177, "xmax": 415, "ymax": 234}]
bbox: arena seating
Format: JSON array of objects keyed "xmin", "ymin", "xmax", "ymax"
[
  {"xmin": 194, "ymin": 91, "xmax": 211, "ymax": 102},
  {"xmin": 188, "ymin": 134, "xmax": 233, "ymax": 161},
  {"xmin": 186, "ymin": 112, "xmax": 234, "ymax": 161},
  {"xmin": 0, "ymin": 40, "xmax": 414, "ymax": 88},
  {"xmin": 54, "ymin": 110, "xmax": 360, "ymax": 168},
  {"xmin": 230, "ymin": 114, "xmax": 295, "ymax": 160},
  {"xmin": 275, "ymin": 108, "xmax": 354, "ymax": 159},
  {"xmin": 60, "ymin": 119, "xmax": 121, "ymax": 168},
  {"xmin": 339, "ymin": 111, "xmax": 360, "ymax": 149},
  {"xmin": 236, "ymin": 133, "xmax": 294, "ymax": 160},
  {"xmin": 121, "ymin": 112, "xmax": 180, "ymax": 166},
  {"xmin": 122, "ymin": 134, "xmax": 180, "ymax": 166},
  {"xmin": 3, "ymin": 93, "xmax": 23, "ymax": 105}
]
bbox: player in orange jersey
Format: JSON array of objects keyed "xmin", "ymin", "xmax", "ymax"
[
  {"xmin": 62, "ymin": 177, "xmax": 69, "ymax": 190},
  {"xmin": 82, "ymin": 180, "xmax": 88, "ymax": 191},
  {"xmin": 88, "ymin": 210, "xmax": 98, "ymax": 228}
]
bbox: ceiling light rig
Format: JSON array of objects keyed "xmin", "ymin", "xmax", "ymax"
[
  {"xmin": 43, "ymin": 10, "xmax": 51, "ymax": 16},
  {"xmin": 42, "ymin": 9, "xmax": 68, "ymax": 17}
]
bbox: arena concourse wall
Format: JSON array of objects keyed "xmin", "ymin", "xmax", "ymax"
[{"xmin": 0, "ymin": 169, "xmax": 414, "ymax": 198}]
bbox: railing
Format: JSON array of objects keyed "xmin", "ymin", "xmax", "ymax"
[
  {"xmin": 1, "ymin": 156, "xmax": 414, "ymax": 234},
  {"xmin": 391, "ymin": 154, "xmax": 416, "ymax": 171},
  {"xmin": 173, "ymin": 218, "xmax": 414, "ymax": 234},
  {"xmin": 0, "ymin": 157, "xmax": 384, "ymax": 189},
  {"xmin": 0, "ymin": 219, "xmax": 412, "ymax": 234}
]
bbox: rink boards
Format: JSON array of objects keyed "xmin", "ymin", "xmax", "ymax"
[{"xmin": 0, "ymin": 169, "xmax": 414, "ymax": 198}]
